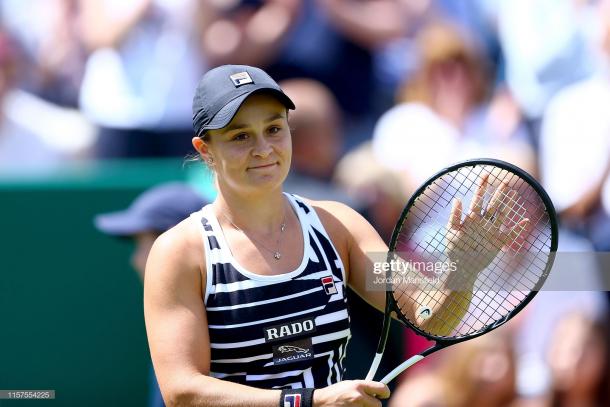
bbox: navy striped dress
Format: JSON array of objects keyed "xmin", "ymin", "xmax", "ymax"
[{"xmin": 191, "ymin": 193, "xmax": 352, "ymax": 389}]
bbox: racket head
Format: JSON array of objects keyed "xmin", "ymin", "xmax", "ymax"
[{"xmin": 386, "ymin": 158, "xmax": 558, "ymax": 345}]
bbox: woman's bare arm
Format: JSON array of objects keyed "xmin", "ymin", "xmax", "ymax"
[{"xmin": 144, "ymin": 222, "xmax": 282, "ymax": 406}]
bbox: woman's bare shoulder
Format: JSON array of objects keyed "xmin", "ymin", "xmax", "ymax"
[
  {"xmin": 303, "ymin": 197, "xmax": 383, "ymax": 253},
  {"xmin": 158, "ymin": 216, "xmax": 203, "ymax": 252},
  {"xmin": 146, "ymin": 216, "xmax": 205, "ymax": 284},
  {"xmin": 303, "ymin": 198, "xmax": 367, "ymax": 231}
]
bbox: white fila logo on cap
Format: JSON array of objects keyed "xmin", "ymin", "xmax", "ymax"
[{"xmin": 230, "ymin": 71, "xmax": 254, "ymax": 87}]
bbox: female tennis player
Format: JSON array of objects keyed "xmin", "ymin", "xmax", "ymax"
[{"xmin": 143, "ymin": 65, "xmax": 525, "ymax": 407}]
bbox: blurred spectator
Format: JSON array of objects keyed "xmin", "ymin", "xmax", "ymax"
[
  {"xmin": 372, "ymin": 20, "xmax": 535, "ymax": 193},
  {"xmin": 511, "ymin": 230, "xmax": 608, "ymax": 402},
  {"xmin": 0, "ymin": 0, "xmax": 87, "ymax": 106},
  {"xmin": 433, "ymin": 0, "xmax": 499, "ymax": 58},
  {"xmin": 200, "ymin": 0, "xmax": 301, "ymax": 68},
  {"xmin": 78, "ymin": 0, "xmax": 210, "ymax": 158},
  {"xmin": 280, "ymin": 78, "xmax": 343, "ymax": 179},
  {"xmin": 494, "ymin": 0, "xmax": 600, "ymax": 144},
  {"xmin": 539, "ymin": 0, "xmax": 610, "ymax": 250},
  {"xmin": 519, "ymin": 3, "xmax": 610, "ymax": 401},
  {"xmin": 0, "ymin": 28, "xmax": 94, "ymax": 172},
  {"xmin": 389, "ymin": 331, "xmax": 517, "ymax": 407},
  {"xmin": 441, "ymin": 332, "xmax": 517, "ymax": 407},
  {"xmin": 94, "ymin": 182, "xmax": 208, "ymax": 407},
  {"xmin": 543, "ymin": 313, "xmax": 610, "ymax": 407},
  {"xmin": 377, "ymin": 0, "xmax": 501, "ymax": 85},
  {"xmin": 389, "ymin": 370, "xmax": 453, "ymax": 407},
  {"xmin": 279, "ymin": 78, "xmax": 360, "ymax": 205},
  {"xmin": 35, "ymin": 0, "xmax": 87, "ymax": 106},
  {"xmin": 266, "ymin": 0, "xmax": 421, "ymax": 148},
  {"xmin": 334, "ymin": 142, "xmax": 408, "ymax": 242}
]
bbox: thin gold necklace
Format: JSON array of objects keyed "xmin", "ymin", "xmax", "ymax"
[{"xmin": 222, "ymin": 212, "xmax": 287, "ymax": 260}]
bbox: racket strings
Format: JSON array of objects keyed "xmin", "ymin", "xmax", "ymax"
[
  {"xmin": 403, "ymin": 169, "xmax": 551, "ymax": 267},
  {"xmin": 449, "ymin": 173, "xmax": 549, "ymax": 329},
  {"xmin": 390, "ymin": 165, "xmax": 553, "ymax": 338},
  {"xmin": 465, "ymin": 172, "xmax": 551, "ymax": 286}
]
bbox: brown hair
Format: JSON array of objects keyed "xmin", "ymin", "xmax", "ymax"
[{"xmin": 397, "ymin": 21, "xmax": 490, "ymax": 106}]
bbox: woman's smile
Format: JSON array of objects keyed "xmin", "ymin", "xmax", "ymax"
[{"xmin": 248, "ymin": 162, "xmax": 279, "ymax": 170}]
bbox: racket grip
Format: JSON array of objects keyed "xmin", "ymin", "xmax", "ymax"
[
  {"xmin": 380, "ymin": 355, "xmax": 425, "ymax": 384},
  {"xmin": 365, "ymin": 352, "xmax": 383, "ymax": 381}
]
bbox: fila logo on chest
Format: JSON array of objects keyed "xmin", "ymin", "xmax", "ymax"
[{"xmin": 321, "ymin": 276, "xmax": 338, "ymax": 295}]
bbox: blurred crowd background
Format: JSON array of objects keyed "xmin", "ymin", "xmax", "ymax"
[{"xmin": 2, "ymin": 0, "xmax": 610, "ymax": 406}]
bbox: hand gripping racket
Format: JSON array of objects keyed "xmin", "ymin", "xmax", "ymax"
[{"xmin": 365, "ymin": 158, "xmax": 558, "ymax": 384}]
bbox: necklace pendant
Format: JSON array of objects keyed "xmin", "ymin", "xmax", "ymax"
[{"xmin": 274, "ymin": 251, "xmax": 281, "ymax": 260}]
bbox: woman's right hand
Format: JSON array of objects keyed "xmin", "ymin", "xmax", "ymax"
[{"xmin": 313, "ymin": 380, "xmax": 390, "ymax": 407}]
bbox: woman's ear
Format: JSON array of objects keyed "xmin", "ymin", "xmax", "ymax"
[
  {"xmin": 192, "ymin": 136, "xmax": 209, "ymax": 157},
  {"xmin": 192, "ymin": 136, "xmax": 216, "ymax": 167}
]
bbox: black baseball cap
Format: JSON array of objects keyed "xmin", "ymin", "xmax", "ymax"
[
  {"xmin": 94, "ymin": 183, "xmax": 207, "ymax": 237},
  {"xmin": 192, "ymin": 65, "xmax": 295, "ymax": 136}
]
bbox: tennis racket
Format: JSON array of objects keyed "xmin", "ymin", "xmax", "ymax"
[{"xmin": 365, "ymin": 158, "xmax": 558, "ymax": 384}]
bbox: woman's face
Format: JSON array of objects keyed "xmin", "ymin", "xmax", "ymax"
[
  {"xmin": 428, "ymin": 57, "xmax": 475, "ymax": 105},
  {"xmin": 198, "ymin": 93, "xmax": 292, "ymax": 195}
]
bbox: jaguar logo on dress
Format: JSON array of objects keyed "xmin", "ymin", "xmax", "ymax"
[
  {"xmin": 278, "ymin": 345, "xmax": 309, "ymax": 354},
  {"xmin": 321, "ymin": 276, "xmax": 337, "ymax": 295},
  {"xmin": 272, "ymin": 338, "xmax": 314, "ymax": 366}
]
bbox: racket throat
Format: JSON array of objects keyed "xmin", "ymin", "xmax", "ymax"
[
  {"xmin": 380, "ymin": 354, "xmax": 425, "ymax": 384},
  {"xmin": 365, "ymin": 353, "xmax": 384, "ymax": 381}
]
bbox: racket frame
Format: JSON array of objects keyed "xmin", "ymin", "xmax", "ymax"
[{"xmin": 366, "ymin": 158, "xmax": 559, "ymax": 383}]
